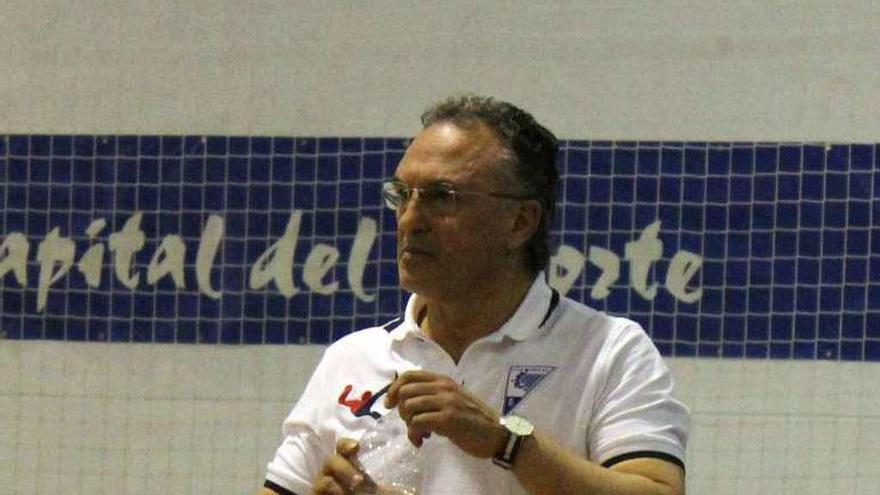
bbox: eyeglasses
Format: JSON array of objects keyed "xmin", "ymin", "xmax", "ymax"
[{"xmin": 381, "ymin": 179, "xmax": 534, "ymax": 215}]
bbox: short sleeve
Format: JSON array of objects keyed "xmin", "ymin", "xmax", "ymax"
[
  {"xmin": 588, "ymin": 323, "xmax": 690, "ymax": 469},
  {"xmin": 265, "ymin": 350, "xmax": 336, "ymax": 494},
  {"xmin": 265, "ymin": 423, "xmax": 325, "ymax": 494}
]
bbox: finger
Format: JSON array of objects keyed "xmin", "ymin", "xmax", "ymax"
[
  {"xmin": 405, "ymin": 407, "xmax": 444, "ymax": 447},
  {"xmin": 395, "ymin": 375, "xmax": 459, "ymax": 405},
  {"xmin": 386, "ymin": 370, "xmax": 429, "ymax": 407},
  {"xmin": 385, "ymin": 375, "xmax": 400, "ymax": 408},
  {"xmin": 396, "ymin": 380, "xmax": 444, "ymax": 400},
  {"xmin": 398, "ymin": 369, "xmax": 440, "ymax": 383},
  {"xmin": 406, "ymin": 421, "xmax": 433, "ymax": 448},
  {"xmin": 408, "ymin": 410, "xmax": 448, "ymax": 438},
  {"xmin": 335, "ymin": 437, "xmax": 360, "ymax": 458},
  {"xmin": 321, "ymin": 453, "xmax": 366, "ymax": 492},
  {"xmin": 387, "ymin": 370, "xmax": 448, "ymax": 408},
  {"xmin": 398, "ymin": 394, "xmax": 443, "ymax": 424},
  {"xmin": 312, "ymin": 475, "xmax": 345, "ymax": 495}
]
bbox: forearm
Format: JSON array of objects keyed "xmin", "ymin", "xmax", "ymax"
[{"xmin": 511, "ymin": 430, "xmax": 683, "ymax": 495}]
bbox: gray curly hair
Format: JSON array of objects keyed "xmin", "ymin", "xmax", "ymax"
[{"xmin": 420, "ymin": 94, "xmax": 559, "ymax": 274}]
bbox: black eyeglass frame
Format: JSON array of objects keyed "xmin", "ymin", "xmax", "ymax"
[{"xmin": 381, "ymin": 179, "xmax": 535, "ymax": 213}]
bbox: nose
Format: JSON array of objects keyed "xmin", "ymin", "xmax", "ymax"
[{"xmin": 396, "ymin": 189, "xmax": 430, "ymax": 235}]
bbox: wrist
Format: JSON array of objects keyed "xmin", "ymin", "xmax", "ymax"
[
  {"xmin": 489, "ymin": 418, "xmax": 508, "ymax": 459},
  {"xmin": 491, "ymin": 414, "xmax": 534, "ymax": 469}
]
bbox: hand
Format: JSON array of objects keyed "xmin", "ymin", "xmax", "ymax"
[
  {"xmin": 385, "ymin": 370, "xmax": 507, "ymax": 459},
  {"xmin": 311, "ymin": 438, "xmax": 376, "ymax": 495}
]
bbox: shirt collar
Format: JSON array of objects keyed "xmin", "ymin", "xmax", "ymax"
[{"xmin": 389, "ymin": 273, "xmax": 557, "ymax": 343}]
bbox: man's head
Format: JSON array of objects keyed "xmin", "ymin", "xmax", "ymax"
[
  {"xmin": 387, "ymin": 95, "xmax": 559, "ymax": 299},
  {"xmin": 419, "ymin": 95, "xmax": 559, "ymax": 274}
]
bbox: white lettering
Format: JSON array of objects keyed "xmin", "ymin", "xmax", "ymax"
[
  {"xmin": 249, "ymin": 211, "xmax": 301, "ymax": 298},
  {"xmin": 76, "ymin": 219, "xmax": 106, "ymax": 287},
  {"xmin": 196, "ymin": 215, "xmax": 224, "ymax": 299},
  {"xmin": 36, "ymin": 228, "xmax": 76, "ymax": 311},
  {"xmin": 147, "ymin": 235, "xmax": 186, "ymax": 288},
  {"xmin": 303, "ymin": 244, "xmax": 340, "ymax": 295},
  {"xmin": 548, "ymin": 245, "xmax": 586, "ymax": 296},
  {"xmin": 348, "ymin": 217, "xmax": 377, "ymax": 302},
  {"xmin": 0, "ymin": 233, "xmax": 29, "ymax": 285},
  {"xmin": 588, "ymin": 246, "xmax": 620, "ymax": 299},
  {"xmin": 666, "ymin": 250, "xmax": 704, "ymax": 303},
  {"xmin": 0, "ymin": 212, "xmax": 705, "ymax": 312},
  {"xmin": 108, "ymin": 213, "xmax": 145, "ymax": 289},
  {"xmin": 624, "ymin": 221, "xmax": 663, "ymax": 300}
]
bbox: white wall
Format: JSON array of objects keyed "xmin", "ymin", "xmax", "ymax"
[
  {"xmin": 2, "ymin": 1, "xmax": 879, "ymax": 140},
  {"xmin": 4, "ymin": 342, "xmax": 880, "ymax": 494},
  {"xmin": 2, "ymin": 1, "xmax": 879, "ymax": 494}
]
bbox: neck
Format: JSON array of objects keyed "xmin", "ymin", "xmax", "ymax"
[{"xmin": 420, "ymin": 270, "xmax": 536, "ymax": 363}]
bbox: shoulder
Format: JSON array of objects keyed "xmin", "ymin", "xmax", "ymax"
[
  {"xmin": 288, "ymin": 319, "xmax": 404, "ymax": 416},
  {"xmin": 553, "ymin": 296, "xmax": 644, "ymax": 340},
  {"xmin": 549, "ymin": 296, "xmax": 659, "ymax": 363},
  {"xmin": 319, "ymin": 317, "xmax": 404, "ymax": 366}
]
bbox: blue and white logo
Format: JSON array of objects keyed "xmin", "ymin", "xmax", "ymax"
[{"xmin": 503, "ymin": 365, "xmax": 556, "ymax": 414}]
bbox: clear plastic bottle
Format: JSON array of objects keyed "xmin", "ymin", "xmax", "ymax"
[{"xmin": 355, "ymin": 407, "xmax": 424, "ymax": 495}]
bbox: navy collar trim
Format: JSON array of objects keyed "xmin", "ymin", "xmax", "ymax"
[{"xmin": 539, "ymin": 288, "xmax": 560, "ymax": 328}]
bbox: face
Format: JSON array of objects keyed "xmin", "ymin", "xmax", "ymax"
[{"xmin": 393, "ymin": 122, "xmax": 528, "ymax": 300}]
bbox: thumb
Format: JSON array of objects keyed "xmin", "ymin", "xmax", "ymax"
[{"xmin": 336, "ymin": 437, "xmax": 360, "ymax": 458}]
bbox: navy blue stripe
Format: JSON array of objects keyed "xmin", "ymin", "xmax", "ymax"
[
  {"xmin": 601, "ymin": 451, "xmax": 685, "ymax": 471},
  {"xmin": 539, "ymin": 289, "xmax": 560, "ymax": 328},
  {"xmin": 381, "ymin": 316, "xmax": 404, "ymax": 331},
  {"xmin": 263, "ymin": 480, "xmax": 299, "ymax": 495}
]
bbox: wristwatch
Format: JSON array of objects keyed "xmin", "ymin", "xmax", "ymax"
[{"xmin": 491, "ymin": 414, "xmax": 534, "ymax": 470}]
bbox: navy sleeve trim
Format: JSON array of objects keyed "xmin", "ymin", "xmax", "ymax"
[
  {"xmin": 601, "ymin": 451, "xmax": 685, "ymax": 471},
  {"xmin": 263, "ymin": 480, "xmax": 299, "ymax": 495}
]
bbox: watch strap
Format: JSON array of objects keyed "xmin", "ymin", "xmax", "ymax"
[{"xmin": 491, "ymin": 429, "xmax": 524, "ymax": 469}]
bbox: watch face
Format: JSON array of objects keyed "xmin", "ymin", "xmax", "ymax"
[{"xmin": 504, "ymin": 415, "xmax": 534, "ymax": 436}]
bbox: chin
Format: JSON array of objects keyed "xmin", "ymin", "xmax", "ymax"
[
  {"xmin": 398, "ymin": 267, "xmax": 439, "ymax": 297},
  {"xmin": 398, "ymin": 267, "xmax": 419, "ymax": 293}
]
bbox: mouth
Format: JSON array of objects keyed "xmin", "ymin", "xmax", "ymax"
[{"xmin": 400, "ymin": 245, "xmax": 434, "ymax": 257}]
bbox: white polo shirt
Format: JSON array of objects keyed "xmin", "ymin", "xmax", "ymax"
[{"xmin": 265, "ymin": 275, "xmax": 689, "ymax": 495}]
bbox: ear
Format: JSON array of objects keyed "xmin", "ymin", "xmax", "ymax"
[{"xmin": 507, "ymin": 200, "xmax": 543, "ymax": 251}]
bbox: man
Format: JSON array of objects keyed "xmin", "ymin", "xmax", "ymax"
[{"xmin": 262, "ymin": 95, "xmax": 689, "ymax": 495}]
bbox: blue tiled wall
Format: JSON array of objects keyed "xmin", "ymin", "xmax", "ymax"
[{"xmin": 1, "ymin": 136, "xmax": 878, "ymax": 360}]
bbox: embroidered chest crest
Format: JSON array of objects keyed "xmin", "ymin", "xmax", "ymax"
[{"xmin": 502, "ymin": 365, "xmax": 557, "ymax": 415}]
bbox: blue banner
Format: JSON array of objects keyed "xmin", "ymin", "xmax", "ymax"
[{"xmin": 0, "ymin": 136, "xmax": 877, "ymax": 361}]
